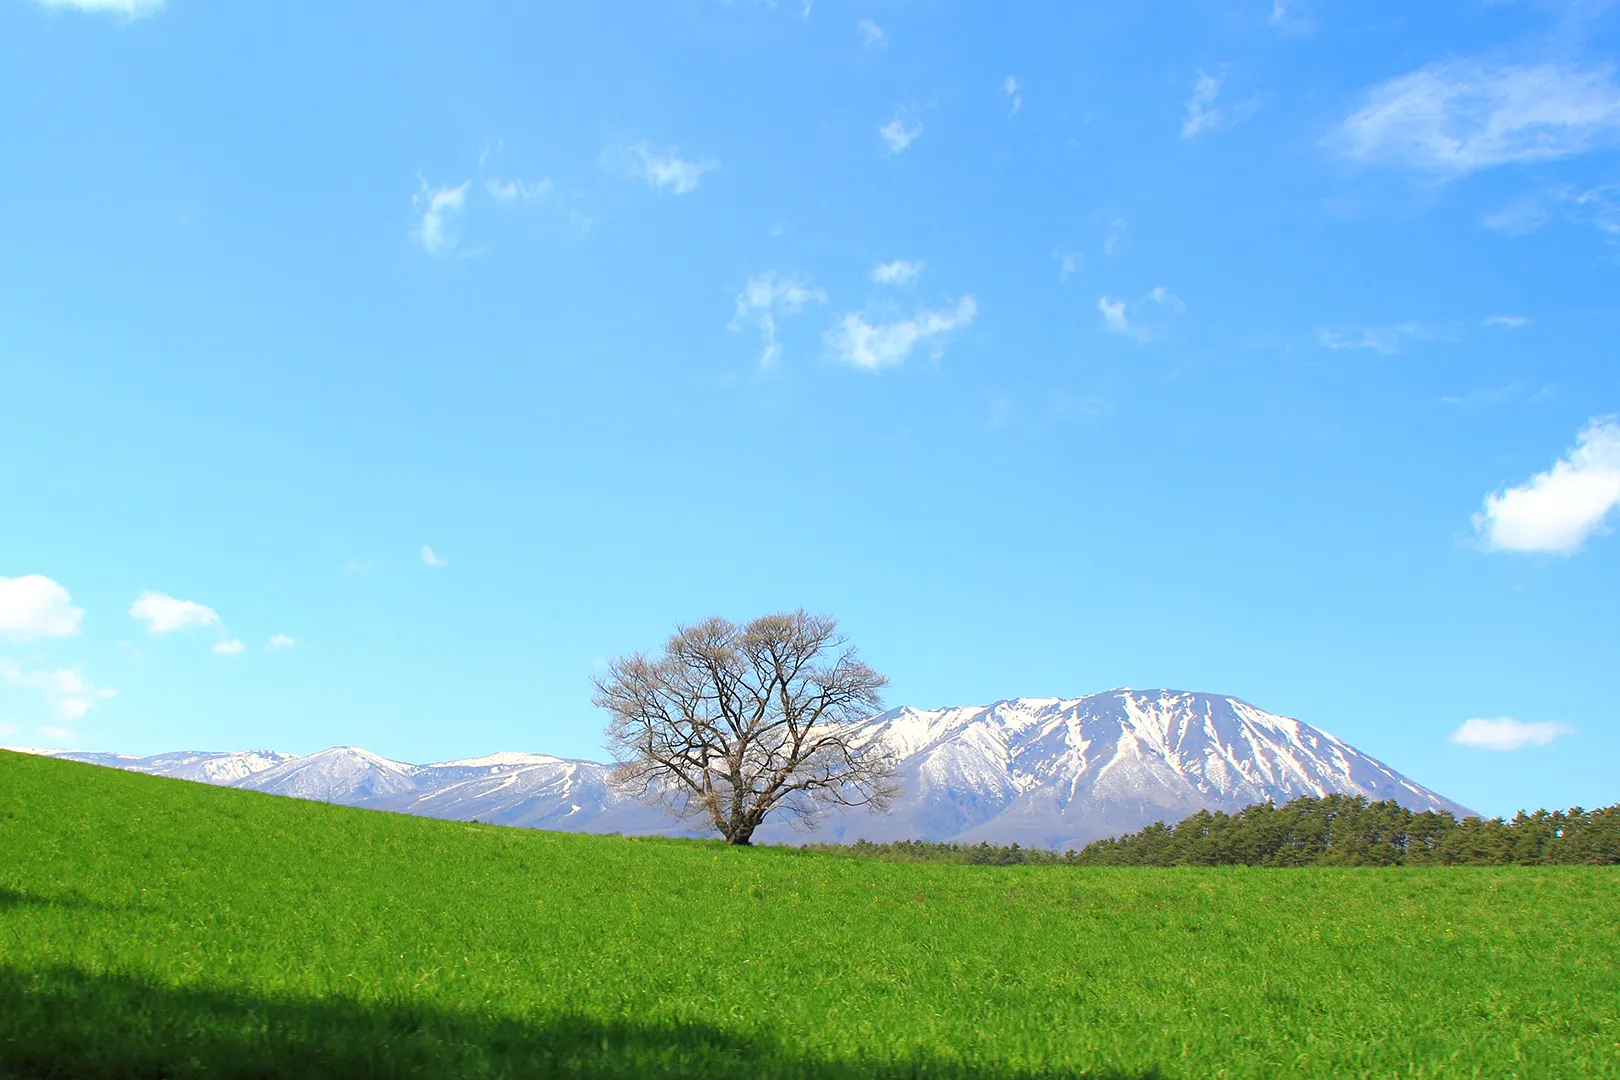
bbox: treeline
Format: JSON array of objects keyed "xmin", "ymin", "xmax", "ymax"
[{"xmin": 807, "ymin": 795, "xmax": 1620, "ymax": 867}]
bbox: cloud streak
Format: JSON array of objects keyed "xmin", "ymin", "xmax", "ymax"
[
  {"xmin": 1182, "ymin": 69, "xmax": 1225, "ymax": 138},
  {"xmin": 1450, "ymin": 717, "xmax": 1573, "ymax": 751},
  {"xmin": 26, "ymin": 0, "xmax": 163, "ymax": 17},
  {"xmin": 1328, "ymin": 62, "xmax": 1620, "ymax": 175}
]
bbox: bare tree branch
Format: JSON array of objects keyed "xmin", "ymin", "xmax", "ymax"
[{"xmin": 592, "ymin": 610, "xmax": 895, "ymax": 845}]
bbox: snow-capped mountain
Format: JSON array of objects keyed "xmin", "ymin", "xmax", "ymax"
[
  {"xmin": 17, "ymin": 689, "xmax": 1473, "ymax": 849},
  {"xmin": 28, "ymin": 749, "xmax": 296, "ymax": 785}
]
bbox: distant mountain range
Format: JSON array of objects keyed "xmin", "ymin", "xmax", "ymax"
[{"xmin": 14, "ymin": 689, "xmax": 1474, "ymax": 849}]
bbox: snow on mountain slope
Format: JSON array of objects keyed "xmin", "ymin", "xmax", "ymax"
[
  {"xmin": 22, "ymin": 749, "xmax": 294, "ymax": 785},
  {"xmin": 15, "ymin": 689, "xmax": 1473, "ymax": 849},
  {"xmin": 235, "ymin": 746, "xmax": 420, "ymax": 802},
  {"xmin": 751, "ymin": 690, "xmax": 1473, "ymax": 849}
]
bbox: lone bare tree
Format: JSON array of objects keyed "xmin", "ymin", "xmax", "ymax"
[{"xmin": 593, "ymin": 610, "xmax": 897, "ymax": 845}]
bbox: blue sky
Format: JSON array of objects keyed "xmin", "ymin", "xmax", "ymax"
[{"xmin": 2, "ymin": 0, "xmax": 1618, "ymax": 818}]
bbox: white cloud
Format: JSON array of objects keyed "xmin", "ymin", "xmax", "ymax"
[
  {"xmin": 0, "ymin": 659, "xmax": 113, "ymax": 722},
  {"xmin": 857, "ymin": 18, "xmax": 884, "ymax": 46},
  {"xmin": 729, "ymin": 272, "xmax": 827, "ymax": 367},
  {"xmin": 37, "ymin": 726, "xmax": 76, "ymax": 744},
  {"xmin": 1484, "ymin": 314, "xmax": 1529, "ymax": 330},
  {"xmin": 1327, "ymin": 62, "xmax": 1620, "ymax": 175},
  {"xmin": 213, "ymin": 638, "xmax": 245, "ymax": 656},
  {"xmin": 879, "ymin": 117, "xmax": 922, "ymax": 154},
  {"xmin": 1004, "ymin": 76, "xmax": 1022, "ymax": 117},
  {"xmin": 0, "ymin": 575, "xmax": 83, "ymax": 642},
  {"xmin": 345, "ymin": 557, "xmax": 374, "ymax": 574},
  {"xmin": 412, "ymin": 179, "xmax": 469, "ymax": 255},
  {"xmin": 422, "ymin": 545, "xmax": 448, "ymax": 567},
  {"xmin": 1055, "ymin": 252, "xmax": 1082, "ymax": 282},
  {"xmin": 1473, "ymin": 417, "xmax": 1620, "ymax": 554},
  {"xmin": 871, "ymin": 259, "xmax": 924, "ymax": 285},
  {"xmin": 1102, "ymin": 215, "xmax": 1128, "ymax": 257},
  {"xmin": 1182, "ymin": 69, "xmax": 1225, "ymax": 139},
  {"xmin": 826, "ymin": 297, "xmax": 977, "ymax": 370},
  {"xmin": 1097, "ymin": 296, "xmax": 1129, "ymax": 334},
  {"xmin": 130, "ymin": 591, "xmax": 220, "ymax": 634},
  {"xmin": 1449, "ymin": 717, "xmax": 1573, "ymax": 751},
  {"xmin": 1316, "ymin": 323, "xmax": 1434, "ymax": 354},
  {"xmin": 26, "ymin": 0, "xmax": 163, "ymax": 18},
  {"xmin": 267, "ymin": 634, "xmax": 296, "ymax": 650},
  {"xmin": 623, "ymin": 143, "xmax": 717, "ymax": 195},
  {"xmin": 485, "ymin": 178, "xmax": 553, "ymax": 204},
  {"xmin": 1098, "ymin": 287, "xmax": 1184, "ymax": 340}
]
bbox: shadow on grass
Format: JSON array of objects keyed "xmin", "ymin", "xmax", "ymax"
[
  {"xmin": 0, "ymin": 965, "xmax": 1157, "ymax": 1080},
  {"xmin": 0, "ymin": 888, "xmax": 112, "ymax": 913}
]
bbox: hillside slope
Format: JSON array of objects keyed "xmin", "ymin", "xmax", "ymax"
[{"xmin": 0, "ymin": 750, "xmax": 1612, "ymax": 1080}]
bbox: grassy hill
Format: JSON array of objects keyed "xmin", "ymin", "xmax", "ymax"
[{"xmin": 1, "ymin": 750, "xmax": 1616, "ymax": 1078}]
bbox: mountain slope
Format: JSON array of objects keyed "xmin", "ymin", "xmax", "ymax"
[
  {"xmin": 754, "ymin": 690, "xmax": 1472, "ymax": 848},
  {"xmin": 17, "ymin": 689, "xmax": 1472, "ymax": 848}
]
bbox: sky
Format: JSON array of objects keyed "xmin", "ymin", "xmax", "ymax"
[{"xmin": 2, "ymin": 0, "xmax": 1618, "ymax": 819}]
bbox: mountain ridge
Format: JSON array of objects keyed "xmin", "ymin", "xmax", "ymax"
[{"xmin": 12, "ymin": 689, "xmax": 1474, "ymax": 848}]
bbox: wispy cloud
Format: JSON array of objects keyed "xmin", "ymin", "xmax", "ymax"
[
  {"xmin": 26, "ymin": 0, "xmax": 163, "ymax": 18},
  {"xmin": 879, "ymin": 117, "xmax": 922, "ymax": 154},
  {"xmin": 1327, "ymin": 62, "xmax": 1620, "ymax": 176},
  {"xmin": 1182, "ymin": 69, "xmax": 1225, "ymax": 139},
  {"xmin": 1440, "ymin": 381, "xmax": 1550, "ymax": 409},
  {"xmin": 618, "ymin": 143, "xmax": 717, "ymax": 195},
  {"xmin": 130, "ymin": 591, "xmax": 220, "ymax": 634},
  {"xmin": 1484, "ymin": 314, "xmax": 1529, "ymax": 330},
  {"xmin": 267, "ymin": 634, "xmax": 297, "ymax": 650},
  {"xmin": 345, "ymin": 557, "xmax": 374, "ymax": 575},
  {"xmin": 857, "ymin": 18, "xmax": 884, "ymax": 47},
  {"xmin": 826, "ymin": 297, "xmax": 977, "ymax": 370},
  {"xmin": 1316, "ymin": 323, "xmax": 1436, "ymax": 354},
  {"xmin": 1102, "ymin": 215, "xmax": 1128, "ymax": 257},
  {"xmin": 729, "ymin": 272, "xmax": 827, "ymax": 367},
  {"xmin": 871, "ymin": 259, "xmax": 924, "ymax": 285},
  {"xmin": 412, "ymin": 179, "xmax": 469, "ymax": 256},
  {"xmin": 0, "ymin": 659, "xmax": 115, "ymax": 722},
  {"xmin": 422, "ymin": 545, "xmax": 448, "ymax": 568},
  {"xmin": 213, "ymin": 638, "xmax": 245, "ymax": 656},
  {"xmin": 1483, "ymin": 199, "xmax": 1549, "ymax": 235},
  {"xmin": 1450, "ymin": 717, "xmax": 1573, "ymax": 751},
  {"xmin": 1565, "ymin": 183, "xmax": 1620, "ymax": 238},
  {"xmin": 0, "ymin": 575, "xmax": 83, "ymax": 643},
  {"xmin": 1097, "ymin": 287, "xmax": 1184, "ymax": 341},
  {"xmin": 1473, "ymin": 416, "xmax": 1620, "ymax": 554},
  {"xmin": 1055, "ymin": 252, "xmax": 1082, "ymax": 282},
  {"xmin": 485, "ymin": 178, "xmax": 553, "ymax": 204},
  {"xmin": 1268, "ymin": 0, "xmax": 1312, "ymax": 34},
  {"xmin": 1004, "ymin": 76, "xmax": 1022, "ymax": 117}
]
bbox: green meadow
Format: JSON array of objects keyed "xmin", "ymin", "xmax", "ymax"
[{"xmin": 2, "ymin": 750, "xmax": 1616, "ymax": 1079}]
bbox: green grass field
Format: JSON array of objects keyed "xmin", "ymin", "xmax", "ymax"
[{"xmin": 2, "ymin": 750, "xmax": 1616, "ymax": 1078}]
